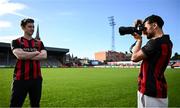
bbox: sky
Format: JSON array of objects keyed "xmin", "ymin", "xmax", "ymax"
[{"xmin": 0, "ymin": 0, "xmax": 179, "ymax": 59}]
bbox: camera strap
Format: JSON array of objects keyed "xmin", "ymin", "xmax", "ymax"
[{"xmin": 129, "ymin": 41, "xmax": 137, "ymax": 53}]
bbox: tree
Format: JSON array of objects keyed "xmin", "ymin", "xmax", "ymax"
[{"xmin": 171, "ymin": 52, "xmax": 180, "ymax": 60}]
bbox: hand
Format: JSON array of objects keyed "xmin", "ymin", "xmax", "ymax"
[
  {"xmin": 132, "ymin": 32, "xmax": 142, "ymax": 42},
  {"xmin": 34, "ymin": 51, "xmax": 40, "ymax": 55},
  {"xmin": 132, "ymin": 19, "xmax": 143, "ymax": 41},
  {"xmin": 134, "ymin": 19, "xmax": 143, "ymax": 28}
]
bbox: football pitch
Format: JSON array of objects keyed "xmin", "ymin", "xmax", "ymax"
[{"xmin": 0, "ymin": 68, "xmax": 180, "ymax": 107}]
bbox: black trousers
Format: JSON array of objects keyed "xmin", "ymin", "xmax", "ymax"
[{"xmin": 10, "ymin": 78, "xmax": 42, "ymax": 107}]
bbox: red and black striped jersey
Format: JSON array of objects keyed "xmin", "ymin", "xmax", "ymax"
[
  {"xmin": 139, "ymin": 35, "xmax": 173, "ymax": 98},
  {"xmin": 11, "ymin": 37, "xmax": 46, "ymax": 80}
]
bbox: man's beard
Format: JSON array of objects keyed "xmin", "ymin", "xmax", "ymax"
[
  {"xmin": 146, "ymin": 32, "xmax": 154, "ymax": 39},
  {"xmin": 147, "ymin": 34, "xmax": 153, "ymax": 39}
]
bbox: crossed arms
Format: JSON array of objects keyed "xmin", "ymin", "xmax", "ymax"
[{"xmin": 13, "ymin": 48, "xmax": 47, "ymax": 60}]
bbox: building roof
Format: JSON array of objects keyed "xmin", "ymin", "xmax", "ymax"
[
  {"xmin": 0, "ymin": 42, "xmax": 10, "ymax": 48},
  {"xmin": 0, "ymin": 42, "xmax": 69, "ymax": 54}
]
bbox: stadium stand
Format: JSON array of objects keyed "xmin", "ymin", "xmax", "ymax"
[{"xmin": 0, "ymin": 42, "xmax": 69, "ymax": 67}]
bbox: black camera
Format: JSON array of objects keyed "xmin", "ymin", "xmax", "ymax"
[{"xmin": 119, "ymin": 20, "xmax": 146, "ymax": 36}]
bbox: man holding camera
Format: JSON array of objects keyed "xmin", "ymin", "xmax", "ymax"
[
  {"xmin": 10, "ymin": 18, "xmax": 47, "ymax": 107},
  {"xmin": 131, "ymin": 15, "xmax": 172, "ymax": 107}
]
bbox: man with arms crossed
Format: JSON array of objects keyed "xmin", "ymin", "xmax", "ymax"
[
  {"xmin": 10, "ymin": 18, "xmax": 47, "ymax": 107},
  {"xmin": 131, "ymin": 15, "xmax": 172, "ymax": 108}
]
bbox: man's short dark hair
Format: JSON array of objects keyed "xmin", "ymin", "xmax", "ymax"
[
  {"xmin": 21, "ymin": 18, "xmax": 34, "ymax": 27},
  {"xmin": 143, "ymin": 15, "xmax": 164, "ymax": 29}
]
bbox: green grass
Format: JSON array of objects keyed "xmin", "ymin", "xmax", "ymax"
[{"xmin": 0, "ymin": 68, "xmax": 180, "ymax": 107}]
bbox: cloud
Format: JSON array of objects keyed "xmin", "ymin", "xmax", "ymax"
[
  {"xmin": 0, "ymin": 0, "xmax": 26, "ymax": 16},
  {"xmin": 0, "ymin": 0, "xmax": 38, "ymax": 28},
  {"xmin": 0, "ymin": 35, "xmax": 20, "ymax": 43},
  {"xmin": 0, "ymin": 20, "xmax": 12, "ymax": 28}
]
